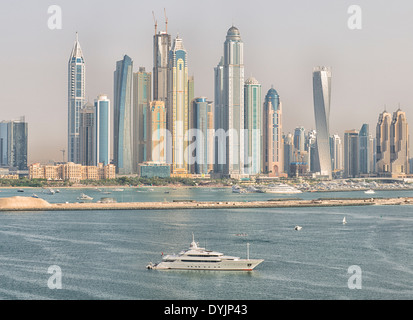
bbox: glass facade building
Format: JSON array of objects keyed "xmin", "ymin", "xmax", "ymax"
[
  {"xmin": 79, "ymin": 103, "xmax": 95, "ymax": 166},
  {"xmin": 167, "ymin": 36, "xmax": 189, "ymax": 174},
  {"xmin": 133, "ymin": 67, "xmax": 152, "ymax": 171},
  {"xmin": 191, "ymin": 97, "xmax": 214, "ymax": 175},
  {"xmin": 244, "ymin": 77, "xmax": 262, "ymax": 175},
  {"xmin": 114, "ymin": 55, "xmax": 134, "ymax": 174},
  {"xmin": 312, "ymin": 66, "xmax": 332, "ymax": 179},
  {"xmin": 0, "ymin": 119, "xmax": 28, "ymax": 170},
  {"xmin": 68, "ymin": 33, "xmax": 86, "ymax": 164},
  {"xmin": 95, "ymin": 94, "xmax": 110, "ymax": 166}
]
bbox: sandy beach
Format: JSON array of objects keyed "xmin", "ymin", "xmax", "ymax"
[{"xmin": 1, "ymin": 196, "xmax": 412, "ymax": 211}]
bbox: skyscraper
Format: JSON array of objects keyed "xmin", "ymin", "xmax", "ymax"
[
  {"xmin": 376, "ymin": 110, "xmax": 392, "ymax": 174},
  {"xmin": 153, "ymin": 21, "xmax": 171, "ymax": 104},
  {"xmin": 79, "ymin": 103, "xmax": 95, "ymax": 166},
  {"xmin": 313, "ymin": 66, "xmax": 332, "ymax": 179},
  {"xmin": 283, "ymin": 133, "xmax": 294, "ymax": 176},
  {"xmin": 0, "ymin": 118, "xmax": 28, "ymax": 170},
  {"xmin": 147, "ymin": 101, "xmax": 167, "ymax": 163},
  {"xmin": 262, "ymin": 87, "xmax": 283, "ymax": 176},
  {"xmin": 359, "ymin": 123, "xmax": 372, "ymax": 175},
  {"xmin": 190, "ymin": 97, "xmax": 214, "ymax": 175},
  {"xmin": 213, "ymin": 57, "xmax": 225, "ymax": 174},
  {"xmin": 94, "ymin": 94, "xmax": 110, "ymax": 166},
  {"xmin": 244, "ymin": 77, "xmax": 262, "ymax": 175},
  {"xmin": 221, "ymin": 26, "xmax": 245, "ymax": 177},
  {"xmin": 344, "ymin": 129, "xmax": 359, "ymax": 178},
  {"xmin": 390, "ymin": 109, "xmax": 409, "ymax": 175},
  {"xmin": 167, "ymin": 35, "xmax": 189, "ymax": 174},
  {"xmin": 68, "ymin": 33, "xmax": 86, "ymax": 164},
  {"xmin": 114, "ymin": 55, "xmax": 133, "ymax": 174},
  {"xmin": 133, "ymin": 67, "xmax": 152, "ymax": 170},
  {"xmin": 329, "ymin": 134, "xmax": 343, "ymax": 173}
]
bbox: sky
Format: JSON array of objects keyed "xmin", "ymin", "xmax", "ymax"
[{"xmin": 0, "ymin": 0, "xmax": 412, "ymax": 163}]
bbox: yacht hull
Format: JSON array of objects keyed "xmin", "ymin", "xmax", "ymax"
[{"xmin": 149, "ymin": 259, "xmax": 264, "ymax": 271}]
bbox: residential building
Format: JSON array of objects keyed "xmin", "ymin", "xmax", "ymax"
[
  {"xmin": 167, "ymin": 35, "xmax": 189, "ymax": 174},
  {"xmin": 262, "ymin": 87, "xmax": 283, "ymax": 176},
  {"xmin": 113, "ymin": 55, "xmax": 134, "ymax": 174},
  {"xmin": 244, "ymin": 77, "xmax": 262, "ymax": 175},
  {"xmin": 94, "ymin": 94, "xmax": 111, "ymax": 166},
  {"xmin": 68, "ymin": 32, "xmax": 86, "ymax": 164},
  {"xmin": 344, "ymin": 129, "xmax": 359, "ymax": 178}
]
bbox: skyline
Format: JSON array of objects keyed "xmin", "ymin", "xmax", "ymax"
[{"xmin": 1, "ymin": 0, "xmax": 413, "ymax": 163}]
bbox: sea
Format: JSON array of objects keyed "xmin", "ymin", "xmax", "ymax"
[{"xmin": 0, "ymin": 186, "xmax": 412, "ymax": 300}]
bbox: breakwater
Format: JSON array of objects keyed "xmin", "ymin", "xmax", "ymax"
[{"xmin": 1, "ymin": 196, "xmax": 412, "ymax": 211}]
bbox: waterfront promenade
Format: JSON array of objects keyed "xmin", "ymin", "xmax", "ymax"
[{"xmin": 1, "ymin": 196, "xmax": 412, "ymax": 211}]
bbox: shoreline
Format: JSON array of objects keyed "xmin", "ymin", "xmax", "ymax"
[{"xmin": 1, "ymin": 196, "xmax": 412, "ymax": 212}]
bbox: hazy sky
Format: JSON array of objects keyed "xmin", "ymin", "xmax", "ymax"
[{"xmin": 1, "ymin": 0, "xmax": 412, "ymax": 163}]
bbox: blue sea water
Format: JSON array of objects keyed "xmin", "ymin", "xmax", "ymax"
[{"xmin": 0, "ymin": 187, "xmax": 412, "ymax": 300}]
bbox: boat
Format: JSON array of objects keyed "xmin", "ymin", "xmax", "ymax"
[
  {"xmin": 364, "ymin": 189, "xmax": 375, "ymax": 194},
  {"xmin": 343, "ymin": 217, "xmax": 347, "ymax": 225},
  {"xmin": 113, "ymin": 188, "xmax": 124, "ymax": 192},
  {"xmin": 43, "ymin": 188, "xmax": 55, "ymax": 195},
  {"xmin": 31, "ymin": 194, "xmax": 39, "ymax": 198},
  {"xmin": 294, "ymin": 226, "xmax": 302, "ymax": 231},
  {"xmin": 17, "ymin": 189, "xmax": 24, "ymax": 192},
  {"xmin": 146, "ymin": 234, "xmax": 263, "ymax": 271},
  {"xmin": 232, "ymin": 185, "xmax": 247, "ymax": 193},
  {"xmin": 77, "ymin": 193, "xmax": 93, "ymax": 201},
  {"xmin": 263, "ymin": 183, "xmax": 302, "ymax": 194}
]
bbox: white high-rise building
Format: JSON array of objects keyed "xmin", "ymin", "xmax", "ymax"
[
  {"xmin": 68, "ymin": 33, "xmax": 86, "ymax": 164},
  {"xmin": 313, "ymin": 66, "xmax": 332, "ymax": 179},
  {"xmin": 220, "ymin": 26, "xmax": 245, "ymax": 177}
]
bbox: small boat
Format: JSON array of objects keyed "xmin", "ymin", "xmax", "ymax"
[
  {"xmin": 17, "ymin": 189, "xmax": 24, "ymax": 192},
  {"xmin": 343, "ymin": 217, "xmax": 347, "ymax": 225},
  {"xmin": 364, "ymin": 189, "xmax": 375, "ymax": 194},
  {"xmin": 263, "ymin": 184, "xmax": 302, "ymax": 194},
  {"xmin": 43, "ymin": 188, "xmax": 55, "ymax": 195},
  {"xmin": 113, "ymin": 188, "xmax": 124, "ymax": 192},
  {"xmin": 31, "ymin": 194, "xmax": 39, "ymax": 198},
  {"xmin": 77, "ymin": 193, "xmax": 93, "ymax": 201},
  {"xmin": 232, "ymin": 185, "xmax": 247, "ymax": 193},
  {"xmin": 294, "ymin": 226, "xmax": 302, "ymax": 231}
]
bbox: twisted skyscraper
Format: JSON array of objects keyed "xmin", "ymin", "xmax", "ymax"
[{"xmin": 312, "ymin": 66, "xmax": 332, "ymax": 179}]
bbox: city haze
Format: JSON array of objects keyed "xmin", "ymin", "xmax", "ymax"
[{"xmin": 0, "ymin": 0, "xmax": 412, "ymax": 163}]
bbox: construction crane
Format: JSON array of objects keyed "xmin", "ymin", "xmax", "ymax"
[{"xmin": 152, "ymin": 11, "xmax": 157, "ymax": 34}]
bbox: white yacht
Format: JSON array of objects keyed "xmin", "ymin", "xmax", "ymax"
[
  {"xmin": 232, "ymin": 185, "xmax": 247, "ymax": 193},
  {"xmin": 263, "ymin": 183, "xmax": 302, "ymax": 194},
  {"xmin": 147, "ymin": 235, "xmax": 263, "ymax": 271},
  {"xmin": 77, "ymin": 193, "xmax": 93, "ymax": 201},
  {"xmin": 364, "ymin": 189, "xmax": 375, "ymax": 194}
]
